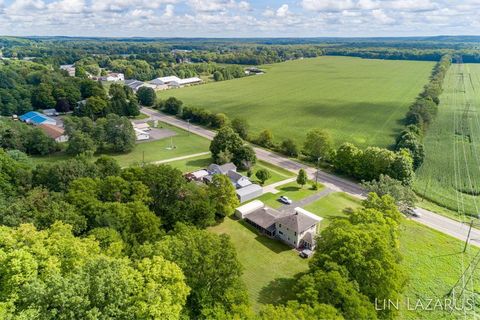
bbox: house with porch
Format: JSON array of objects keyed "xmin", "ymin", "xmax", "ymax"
[{"xmin": 235, "ymin": 201, "xmax": 322, "ymax": 250}]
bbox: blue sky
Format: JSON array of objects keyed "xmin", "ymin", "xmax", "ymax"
[{"xmin": 0, "ymin": 0, "xmax": 479, "ymax": 37}]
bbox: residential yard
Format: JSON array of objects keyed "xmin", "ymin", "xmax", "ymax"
[
  {"xmin": 209, "ymin": 218, "xmax": 308, "ymax": 311},
  {"xmin": 30, "ymin": 123, "xmax": 211, "ymax": 167},
  {"xmin": 301, "ymin": 192, "xmax": 480, "ymax": 320},
  {"xmin": 244, "ymin": 160, "xmax": 295, "ymax": 186},
  {"xmin": 166, "ymin": 56, "xmax": 434, "ymax": 148},
  {"xmin": 255, "ymin": 181, "xmax": 324, "ymax": 209}
]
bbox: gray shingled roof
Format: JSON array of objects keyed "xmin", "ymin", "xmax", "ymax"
[
  {"xmin": 276, "ymin": 213, "xmax": 319, "ymax": 233},
  {"xmin": 245, "ymin": 207, "xmax": 287, "ymax": 231}
]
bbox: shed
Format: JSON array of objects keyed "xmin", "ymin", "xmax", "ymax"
[
  {"xmin": 39, "ymin": 124, "xmax": 68, "ymax": 143},
  {"xmin": 236, "ymin": 184, "xmax": 263, "ymax": 203},
  {"xmin": 235, "ymin": 200, "xmax": 264, "ymax": 219}
]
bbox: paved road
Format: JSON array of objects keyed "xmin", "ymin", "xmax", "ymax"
[{"xmin": 141, "ymin": 107, "xmax": 480, "ymax": 248}]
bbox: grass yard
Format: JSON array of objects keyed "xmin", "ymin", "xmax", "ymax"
[
  {"xmin": 303, "ymin": 192, "xmax": 361, "ymax": 230},
  {"xmin": 255, "ymin": 181, "xmax": 323, "ymax": 209},
  {"xmin": 414, "ymin": 63, "xmax": 480, "ymax": 218},
  {"xmin": 30, "ymin": 123, "xmax": 211, "ymax": 167},
  {"xmin": 165, "ymin": 56, "xmax": 434, "ymax": 148},
  {"xmin": 243, "ymin": 160, "xmax": 295, "ymax": 186},
  {"xmin": 302, "ymin": 192, "xmax": 480, "ymax": 320},
  {"xmin": 210, "ymin": 218, "xmax": 308, "ymax": 311}
]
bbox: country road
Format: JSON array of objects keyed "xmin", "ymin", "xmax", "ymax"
[{"xmin": 141, "ymin": 107, "xmax": 480, "ymax": 248}]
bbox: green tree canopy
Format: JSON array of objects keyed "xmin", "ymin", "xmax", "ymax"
[{"xmin": 0, "ymin": 223, "xmax": 189, "ymax": 319}]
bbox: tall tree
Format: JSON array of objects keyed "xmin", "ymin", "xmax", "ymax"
[
  {"xmin": 208, "ymin": 174, "xmax": 240, "ymax": 218},
  {"xmin": 303, "ymin": 129, "xmax": 333, "ymax": 161},
  {"xmin": 137, "ymin": 87, "xmax": 156, "ymax": 106}
]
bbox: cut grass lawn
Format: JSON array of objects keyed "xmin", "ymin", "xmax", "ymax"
[
  {"xmin": 414, "ymin": 63, "xmax": 480, "ymax": 218},
  {"xmin": 30, "ymin": 123, "xmax": 211, "ymax": 167},
  {"xmin": 165, "ymin": 56, "xmax": 434, "ymax": 148},
  {"xmin": 305, "ymin": 193, "xmax": 480, "ymax": 319},
  {"xmin": 209, "ymin": 218, "xmax": 308, "ymax": 311},
  {"xmin": 255, "ymin": 181, "xmax": 324, "ymax": 209}
]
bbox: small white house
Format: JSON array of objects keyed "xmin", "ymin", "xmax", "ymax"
[
  {"xmin": 103, "ymin": 72, "xmax": 124, "ymax": 82},
  {"xmin": 43, "ymin": 109, "xmax": 59, "ymax": 116},
  {"xmin": 134, "ymin": 128, "xmax": 150, "ymax": 141}
]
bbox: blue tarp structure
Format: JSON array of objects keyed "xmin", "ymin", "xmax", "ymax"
[{"xmin": 19, "ymin": 111, "xmax": 56, "ymax": 125}]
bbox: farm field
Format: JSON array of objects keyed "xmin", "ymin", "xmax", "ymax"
[
  {"xmin": 414, "ymin": 63, "xmax": 480, "ymax": 217},
  {"xmin": 165, "ymin": 56, "xmax": 434, "ymax": 148}
]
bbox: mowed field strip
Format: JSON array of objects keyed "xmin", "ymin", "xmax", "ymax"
[
  {"xmin": 165, "ymin": 56, "xmax": 434, "ymax": 148},
  {"xmin": 415, "ymin": 63, "xmax": 480, "ymax": 217}
]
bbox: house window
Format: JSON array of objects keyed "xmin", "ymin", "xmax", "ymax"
[
  {"xmin": 279, "ymin": 224, "xmax": 282, "ymax": 228},
  {"xmin": 279, "ymin": 231, "xmax": 283, "ymax": 235},
  {"xmin": 294, "ymin": 232, "xmax": 297, "ymax": 236}
]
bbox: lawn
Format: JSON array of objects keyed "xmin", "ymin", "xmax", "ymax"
[
  {"xmin": 243, "ymin": 160, "xmax": 295, "ymax": 186},
  {"xmin": 209, "ymin": 218, "xmax": 308, "ymax": 311},
  {"xmin": 164, "ymin": 56, "xmax": 434, "ymax": 148},
  {"xmin": 414, "ymin": 63, "xmax": 480, "ymax": 218},
  {"xmin": 303, "ymin": 192, "xmax": 361, "ymax": 230},
  {"xmin": 301, "ymin": 192, "xmax": 480, "ymax": 319},
  {"xmin": 255, "ymin": 181, "xmax": 324, "ymax": 209},
  {"xmin": 30, "ymin": 123, "xmax": 211, "ymax": 167}
]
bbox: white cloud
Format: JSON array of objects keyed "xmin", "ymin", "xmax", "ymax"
[
  {"xmin": 388, "ymin": 0, "xmax": 436, "ymax": 11},
  {"xmin": 372, "ymin": 9, "xmax": 395, "ymax": 24},
  {"xmin": 276, "ymin": 4, "xmax": 289, "ymax": 17},
  {"xmin": 238, "ymin": 1, "xmax": 250, "ymax": 11},
  {"xmin": 302, "ymin": 0, "xmax": 355, "ymax": 12},
  {"xmin": 47, "ymin": 0, "xmax": 85, "ymax": 14},
  {"xmin": 357, "ymin": 0, "xmax": 380, "ymax": 10},
  {"xmin": 8, "ymin": 0, "xmax": 45, "ymax": 14},
  {"xmin": 164, "ymin": 4, "xmax": 174, "ymax": 17}
]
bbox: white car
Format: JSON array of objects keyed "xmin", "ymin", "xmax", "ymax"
[{"xmin": 279, "ymin": 196, "xmax": 293, "ymax": 205}]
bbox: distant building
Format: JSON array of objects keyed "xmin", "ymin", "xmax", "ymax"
[
  {"xmin": 19, "ymin": 111, "xmax": 57, "ymax": 126},
  {"xmin": 101, "ymin": 72, "xmax": 124, "ymax": 82},
  {"xmin": 42, "ymin": 109, "xmax": 59, "ymax": 116},
  {"xmin": 134, "ymin": 128, "xmax": 150, "ymax": 141},
  {"xmin": 125, "ymin": 80, "xmax": 156, "ymax": 92},
  {"xmin": 150, "ymin": 76, "xmax": 181, "ymax": 86},
  {"xmin": 235, "ymin": 201, "xmax": 322, "ymax": 249},
  {"xmin": 39, "ymin": 124, "xmax": 69, "ymax": 143},
  {"xmin": 170, "ymin": 77, "xmax": 202, "ymax": 87},
  {"xmin": 150, "ymin": 76, "xmax": 202, "ymax": 88},
  {"xmin": 132, "ymin": 122, "xmax": 151, "ymax": 131},
  {"xmin": 60, "ymin": 64, "xmax": 76, "ymax": 77}
]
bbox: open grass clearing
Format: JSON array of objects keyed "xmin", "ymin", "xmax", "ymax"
[
  {"xmin": 30, "ymin": 123, "xmax": 211, "ymax": 167},
  {"xmin": 165, "ymin": 56, "xmax": 434, "ymax": 148},
  {"xmin": 414, "ymin": 63, "xmax": 480, "ymax": 218}
]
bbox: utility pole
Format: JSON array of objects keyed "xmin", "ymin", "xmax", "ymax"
[
  {"xmin": 315, "ymin": 157, "xmax": 321, "ymax": 185},
  {"xmin": 464, "ymin": 219, "xmax": 474, "ymax": 252}
]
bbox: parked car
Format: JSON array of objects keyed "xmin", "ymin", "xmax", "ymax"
[
  {"xmin": 300, "ymin": 249, "xmax": 314, "ymax": 258},
  {"xmin": 278, "ymin": 195, "xmax": 293, "ymax": 204},
  {"xmin": 404, "ymin": 208, "xmax": 422, "ymax": 218}
]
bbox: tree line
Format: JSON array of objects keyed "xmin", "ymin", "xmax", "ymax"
[{"xmin": 395, "ymin": 55, "xmax": 452, "ymax": 171}]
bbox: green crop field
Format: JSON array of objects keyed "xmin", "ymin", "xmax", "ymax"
[
  {"xmin": 164, "ymin": 56, "xmax": 434, "ymax": 148},
  {"xmin": 415, "ymin": 63, "xmax": 480, "ymax": 217}
]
